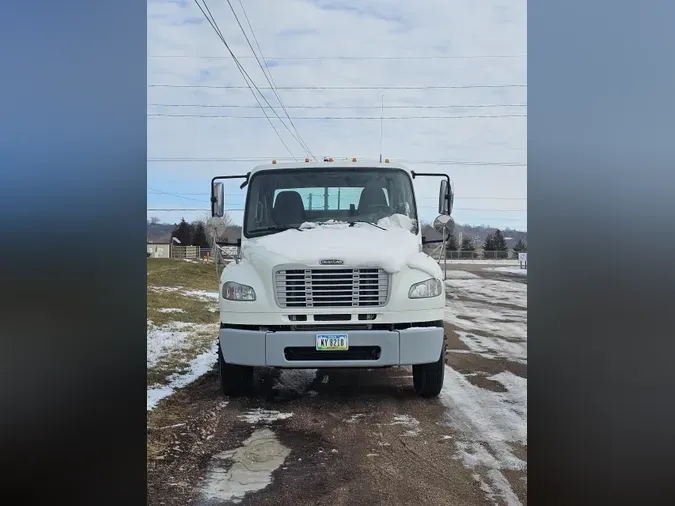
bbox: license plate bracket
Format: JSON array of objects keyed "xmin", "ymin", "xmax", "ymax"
[{"xmin": 315, "ymin": 333, "xmax": 349, "ymax": 351}]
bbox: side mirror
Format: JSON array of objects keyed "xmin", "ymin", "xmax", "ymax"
[
  {"xmin": 438, "ymin": 180, "xmax": 453, "ymax": 215},
  {"xmin": 433, "ymin": 214, "xmax": 454, "ymax": 235},
  {"xmin": 211, "ymin": 182, "xmax": 224, "ymax": 217}
]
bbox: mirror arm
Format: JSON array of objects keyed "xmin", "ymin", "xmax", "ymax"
[
  {"xmin": 410, "ymin": 171, "xmax": 451, "ymax": 186},
  {"xmin": 411, "ymin": 171, "xmax": 452, "ymax": 215},
  {"xmin": 210, "ymin": 174, "xmax": 249, "ymax": 216},
  {"xmin": 422, "ymin": 238, "xmax": 444, "ymax": 245}
]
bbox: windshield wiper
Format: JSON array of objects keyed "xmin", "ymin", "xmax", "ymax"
[
  {"xmin": 248, "ymin": 225, "xmax": 302, "ymax": 235},
  {"xmin": 348, "ymin": 220, "xmax": 386, "ymax": 230}
]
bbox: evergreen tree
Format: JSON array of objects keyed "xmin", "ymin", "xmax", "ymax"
[
  {"xmin": 444, "ymin": 231, "xmax": 459, "ymax": 258},
  {"xmin": 483, "ymin": 232, "xmax": 495, "ymax": 252},
  {"xmin": 514, "ymin": 238, "xmax": 527, "ymax": 253},
  {"xmin": 192, "ymin": 221, "xmax": 210, "ymax": 248},
  {"xmin": 460, "ymin": 236, "xmax": 475, "ymax": 259},
  {"xmin": 171, "ymin": 218, "xmax": 193, "ymax": 246},
  {"xmin": 493, "ymin": 229, "xmax": 509, "ymax": 259}
]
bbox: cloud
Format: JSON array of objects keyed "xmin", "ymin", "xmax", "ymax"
[
  {"xmin": 147, "ymin": 0, "xmax": 527, "ymax": 230},
  {"xmin": 276, "ymin": 28, "xmax": 319, "ymax": 37}
]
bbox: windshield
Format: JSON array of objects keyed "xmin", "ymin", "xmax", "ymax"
[{"xmin": 243, "ymin": 167, "xmax": 418, "ymax": 238}]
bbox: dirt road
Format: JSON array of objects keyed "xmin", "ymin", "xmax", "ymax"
[{"xmin": 147, "ymin": 264, "xmax": 527, "ymax": 506}]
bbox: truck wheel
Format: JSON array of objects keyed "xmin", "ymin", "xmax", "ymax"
[
  {"xmin": 412, "ymin": 343, "xmax": 446, "ymax": 398},
  {"xmin": 218, "ymin": 343, "xmax": 253, "ymax": 397}
]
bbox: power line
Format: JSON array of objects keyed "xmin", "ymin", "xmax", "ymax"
[
  {"xmin": 193, "ymin": 0, "xmax": 300, "ymax": 159},
  {"xmin": 225, "ymin": 0, "xmax": 316, "ymax": 160},
  {"xmin": 148, "ymin": 83, "xmax": 527, "ymax": 90},
  {"xmin": 148, "ymin": 113, "xmax": 526, "ymax": 120},
  {"xmin": 149, "ymin": 54, "xmax": 527, "ymax": 61},
  {"xmin": 147, "ymin": 187, "xmax": 209, "ymax": 203},
  {"xmin": 148, "ymin": 103, "xmax": 527, "ymax": 110},
  {"xmin": 146, "ymin": 157, "xmax": 526, "ymax": 167}
]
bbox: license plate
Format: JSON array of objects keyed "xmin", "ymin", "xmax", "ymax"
[{"xmin": 316, "ymin": 333, "xmax": 349, "ymax": 351}]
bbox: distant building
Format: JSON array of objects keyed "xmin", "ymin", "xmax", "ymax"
[{"xmin": 147, "ymin": 242, "xmax": 171, "ymax": 258}]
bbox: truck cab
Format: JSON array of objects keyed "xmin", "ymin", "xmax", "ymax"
[{"xmin": 210, "ymin": 159, "xmax": 453, "ymax": 397}]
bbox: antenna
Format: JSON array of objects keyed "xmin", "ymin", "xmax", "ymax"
[{"xmin": 379, "ymin": 94, "xmax": 384, "ymax": 163}]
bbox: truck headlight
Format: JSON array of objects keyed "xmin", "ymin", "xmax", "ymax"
[
  {"xmin": 223, "ymin": 281, "xmax": 256, "ymax": 301},
  {"xmin": 408, "ymin": 278, "xmax": 443, "ymax": 299}
]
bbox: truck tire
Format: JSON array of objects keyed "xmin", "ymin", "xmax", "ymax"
[
  {"xmin": 412, "ymin": 342, "xmax": 445, "ymax": 398},
  {"xmin": 218, "ymin": 343, "xmax": 253, "ymax": 397}
]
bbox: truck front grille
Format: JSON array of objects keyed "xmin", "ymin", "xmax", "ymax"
[{"xmin": 275, "ymin": 268, "xmax": 389, "ymax": 308}]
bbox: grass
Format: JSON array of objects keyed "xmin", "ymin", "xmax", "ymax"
[
  {"xmin": 147, "ymin": 258, "xmax": 219, "ymax": 291},
  {"xmin": 147, "ymin": 258, "xmax": 219, "ymax": 325},
  {"xmin": 147, "ymin": 290, "xmax": 216, "ymax": 326},
  {"xmin": 147, "ymin": 325, "xmax": 216, "ymax": 386},
  {"xmin": 147, "ymin": 258, "xmax": 220, "ymax": 387}
]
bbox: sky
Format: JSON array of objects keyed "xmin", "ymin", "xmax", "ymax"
[{"xmin": 147, "ymin": 0, "xmax": 527, "ymax": 231}]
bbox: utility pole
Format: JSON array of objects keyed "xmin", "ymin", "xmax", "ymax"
[
  {"xmin": 379, "ymin": 94, "xmax": 384, "ymax": 163},
  {"xmin": 442, "ymin": 228, "xmax": 447, "ymax": 280}
]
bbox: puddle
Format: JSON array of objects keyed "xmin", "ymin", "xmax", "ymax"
[{"xmin": 200, "ymin": 428, "xmax": 290, "ymax": 504}]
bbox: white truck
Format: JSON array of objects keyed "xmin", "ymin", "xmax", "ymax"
[{"xmin": 210, "ymin": 159, "xmax": 453, "ymax": 397}]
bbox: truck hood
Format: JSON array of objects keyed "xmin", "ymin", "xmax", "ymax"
[{"xmin": 240, "ymin": 222, "xmax": 442, "ymax": 281}]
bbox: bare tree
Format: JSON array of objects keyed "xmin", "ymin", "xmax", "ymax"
[{"xmin": 202, "ymin": 212, "xmax": 232, "ymax": 243}]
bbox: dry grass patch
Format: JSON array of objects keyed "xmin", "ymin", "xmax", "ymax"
[
  {"xmin": 147, "ymin": 258, "xmax": 218, "ymax": 291},
  {"xmin": 147, "ymin": 289, "xmax": 216, "ymax": 326}
]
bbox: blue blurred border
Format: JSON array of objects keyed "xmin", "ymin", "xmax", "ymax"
[
  {"xmin": 1, "ymin": 0, "xmax": 675, "ymax": 503},
  {"xmin": 0, "ymin": 1, "xmax": 147, "ymax": 503},
  {"xmin": 529, "ymin": 0, "xmax": 675, "ymax": 503}
]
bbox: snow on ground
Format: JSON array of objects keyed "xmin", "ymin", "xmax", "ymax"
[
  {"xmin": 147, "ymin": 321, "xmax": 214, "ymax": 368},
  {"xmin": 440, "ymin": 368, "xmax": 527, "ymax": 506},
  {"xmin": 182, "ymin": 289, "xmax": 219, "ymax": 301},
  {"xmin": 238, "ymin": 408, "xmax": 294, "ymax": 424},
  {"xmin": 158, "ymin": 307, "xmax": 185, "ymax": 313},
  {"xmin": 443, "ymin": 270, "xmax": 527, "ymax": 505},
  {"xmin": 390, "ymin": 414, "xmax": 421, "ymax": 437},
  {"xmin": 485, "ymin": 267, "xmax": 527, "ymax": 276},
  {"xmin": 444, "ymin": 272, "xmax": 527, "ymax": 364},
  {"xmin": 456, "ymin": 330, "xmax": 527, "ymax": 364},
  {"xmin": 445, "ymin": 270, "xmax": 481, "ymax": 279},
  {"xmin": 446, "ymin": 276, "xmax": 527, "ymax": 309},
  {"xmin": 443, "ymin": 260, "xmax": 520, "ymax": 266},
  {"xmin": 147, "ymin": 341, "xmax": 218, "ymax": 411},
  {"xmin": 149, "ymin": 285, "xmax": 219, "ymax": 302}
]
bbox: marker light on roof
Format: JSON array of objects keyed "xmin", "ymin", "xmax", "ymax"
[
  {"xmin": 385, "ymin": 158, "xmax": 390, "ymax": 163},
  {"xmin": 272, "ymin": 159, "xmax": 277, "ymax": 164},
  {"xmin": 305, "ymin": 158, "xmax": 310, "ymax": 162},
  {"xmin": 352, "ymin": 158, "xmax": 357, "ymax": 162},
  {"xmin": 328, "ymin": 157, "xmax": 334, "ymax": 162}
]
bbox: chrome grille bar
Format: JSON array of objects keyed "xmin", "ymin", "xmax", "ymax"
[{"xmin": 275, "ymin": 268, "xmax": 389, "ymax": 308}]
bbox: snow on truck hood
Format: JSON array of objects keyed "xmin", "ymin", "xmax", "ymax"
[{"xmin": 243, "ymin": 215, "xmax": 442, "ymax": 279}]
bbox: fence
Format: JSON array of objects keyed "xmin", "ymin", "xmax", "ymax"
[
  {"xmin": 170, "ymin": 245, "xmax": 200, "ymax": 259},
  {"xmin": 424, "ymin": 247, "xmax": 525, "ymax": 261},
  {"xmin": 198, "ymin": 246, "xmax": 238, "ymax": 264}
]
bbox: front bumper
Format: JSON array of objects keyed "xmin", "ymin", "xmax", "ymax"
[{"xmin": 219, "ymin": 326, "xmax": 444, "ymax": 368}]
